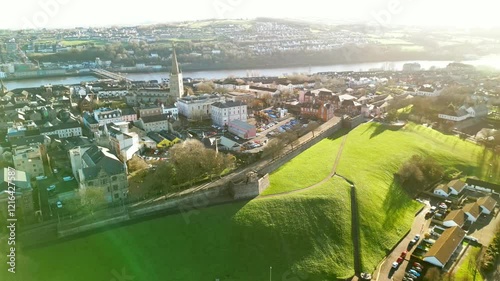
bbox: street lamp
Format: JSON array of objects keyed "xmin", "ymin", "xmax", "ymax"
[{"xmin": 269, "ymin": 266, "xmax": 272, "ymax": 281}]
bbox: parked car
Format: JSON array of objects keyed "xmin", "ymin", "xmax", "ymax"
[
  {"xmin": 47, "ymin": 184, "xmax": 56, "ymax": 191},
  {"xmin": 397, "ymin": 256, "xmax": 404, "ymax": 263},
  {"xmin": 392, "ymin": 261, "xmax": 399, "ymax": 269},
  {"xmin": 409, "ymin": 269, "xmax": 421, "ymax": 277},
  {"xmin": 56, "ymin": 201, "xmax": 63, "ymax": 208},
  {"xmin": 400, "ymin": 251, "xmax": 408, "ymax": 258},
  {"xmin": 63, "ymin": 176, "xmax": 74, "ymax": 182},
  {"xmin": 430, "ymin": 206, "xmax": 437, "ymax": 212},
  {"xmin": 412, "ymin": 266, "xmax": 422, "ymax": 272},
  {"xmin": 410, "ymin": 234, "xmax": 421, "ymax": 245},
  {"xmin": 413, "ymin": 262, "xmax": 423, "ymax": 268},
  {"xmin": 406, "ymin": 272, "xmax": 417, "ymax": 279}
]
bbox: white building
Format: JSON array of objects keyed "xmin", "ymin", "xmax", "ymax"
[
  {"xmin": 105, "ymin": 122, "xmax": 140, "ymax": 162},
  {"xmin": 135, "ymin": 115, "xmax": 169, "ymax": 132},
  {"xmin": 415, "ymin": 84, "xmax": 441, "ymax": 97},
  {"xmin": 93, "ymin": 108, "xmax": 123, "ymax": 126},
  {"xmin": 177, "ymin": 94, "xmax": 225, "ymax": 120},
  {"xmin": 211, "ymin": 101, "xmax": 247, "ymax": 127},
  {"xmin": 161, "ymin": 104, "xmax": 179, "ymax": 119}
]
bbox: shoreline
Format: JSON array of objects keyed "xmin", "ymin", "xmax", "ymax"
[{"xmin": 1, "ymin": 58, "xmax": 463, "ymax": 82}]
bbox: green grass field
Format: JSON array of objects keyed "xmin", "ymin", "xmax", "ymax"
[
  {"xmin": 335, "ymin": 122, "xmax": 499, "ymax": 272},
  {"xmin": 262, "ymin": 131, "xmax": 346, "ymax": 195},
  {"xmin": 3, "ymin": 178, "xmax": 353, "ymax": 281}
]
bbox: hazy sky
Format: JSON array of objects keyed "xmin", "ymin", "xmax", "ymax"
[{"xmin": 3, "ymin": 0, "xmax": 500, "ymax": 30}]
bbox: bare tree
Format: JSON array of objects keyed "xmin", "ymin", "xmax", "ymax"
[{"xmin": 79, "ymin": 187, "xmax": 107, "ymax": 216}]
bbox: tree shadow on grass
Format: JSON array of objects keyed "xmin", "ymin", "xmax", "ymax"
[
  {"xmin": 381, "ymin": 177, "xmax": 416, "ymax": 229},
  {"xmin": 365, "ymin": 122, "xmax": 404, "ymax": 139}
]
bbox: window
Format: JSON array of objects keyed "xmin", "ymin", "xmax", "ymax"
[
  {"xmin": 111, "ymin": 176, "xmax": 117, "ymax": 181},
  {"xmin": 114, "ymin": 193, "xmax": 119, "ymax": 199},
  {"xmin": 113, "ymin": 185, "xmax": 118, "ymax": 191}
]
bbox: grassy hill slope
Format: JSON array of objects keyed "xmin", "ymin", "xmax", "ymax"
[
  {"xmin": 335, "ymin": 122, "xmax": 499, "ymax": 272},
  {"xmin": 4, "ymin": 178, "xmax": 353, "ymax": 281}
]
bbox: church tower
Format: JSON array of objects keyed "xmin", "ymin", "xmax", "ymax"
[
  {"xmin": 0, "ymin": 80, "xmax": 7, "ymax": 95},
  {"xmin": 169, "ymin": 46, "xmax": 184, "ymax": 100}
]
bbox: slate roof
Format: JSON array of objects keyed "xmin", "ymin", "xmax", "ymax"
[{"xmin": 81, "ymin": 145, "xmax": 125, "ymax": 180}]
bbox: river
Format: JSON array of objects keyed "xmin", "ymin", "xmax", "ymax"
[{"xmin": 4, "ymin": 56, "xmax": 500, "ymax": 90}]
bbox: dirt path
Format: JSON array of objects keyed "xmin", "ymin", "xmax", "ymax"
[{"xmin": 259, "ymin": 133, "xmax": 349, "ymax": 199}]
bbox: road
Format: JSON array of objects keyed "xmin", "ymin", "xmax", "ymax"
[{"xmin": 373, "ymin": 201, "xmax": 431, "ymax": 281}]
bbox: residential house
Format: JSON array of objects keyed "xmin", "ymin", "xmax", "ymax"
[
  {"xmin": 121, "ymin": 107, "xmax": 137, "ymax": 122},
  {"xmin": 443, "ymin": 209, "xmax": 466, "ymax": 228},
  {"xmin": 71, "ymin": 145, "xmax": 128, "ymax": 203},
  {"xmin": 0, "ymin": 168, "xmax": 35, "ymax": 222},
  {"xmin": 447, "ymin": 179, "xmax": 467, "ymax": 195},
  {"xmin": 137, "ymin": 106, "xmax": 163, "ymax": 118},
  {"xmin": 211, "ymin": 101, "xmax": 247, "ymax": 127},
  {"xmin": 434, "ymin": 184, "xmax": 450, "ymax": 197},
  {"xmin": 477, "ymin": 196, "xmax": 497, "ymax": 215},
  {"xmin": 146, "ymin": 132, "xmax": 180, "ymax": 148},
  {"xmin": 423, "ymin": 226, "xmax": 466, "ymax": 268},
  {"xmin": 434, "ymin": 180, "xmax": 467, "ymax": 197},
  {"xmin": 161, "ymin": 104, "xmax": 179, "ymax": 120},
  {"xmin": 466, "ymin": 104, "xmax": 489, "ymax": 118},
  {"xmin": 300, "ymin": 102, "xmax": 335, "ymax": 122},
  {"xmin": 463, "ymin": 202, "xmax": 482, "ymax": 222}
]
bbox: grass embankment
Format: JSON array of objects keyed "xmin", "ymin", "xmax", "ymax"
[
  {"xmin": 335, "ymin": 122, "xmax": 499, "ymax": 272},
  {"xmin": 262, "ymin": 131, "xmax": 346, "ymax": 195},
  {"xmin": 3, "ymin": 178, "xmax": 353, "ymax": 281}
]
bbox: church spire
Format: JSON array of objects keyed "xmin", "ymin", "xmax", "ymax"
[
  {"xmin": 0, "ymin": 79, "xmax": 7, "ymax": 94},
  {"xmin": 171, "ymin": 44, "xmax": 180, "ymax": 75}
]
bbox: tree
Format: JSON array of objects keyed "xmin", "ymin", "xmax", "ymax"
[
  {"xmin": 196, "ymin": 82, "xmax": 215, "ymax": 93},
  {"xmin": 127, "ymin": 155, "xmax": 149, "ymax": 173},
  {"xmin": 307, "ymin": 121, "xmax": 320, "ymax": 137},
  {"xmin": 423, "ymin": 267, "xmax": 442, "ymax": 281},
  {"xmin": 262, "ymin": 139, "xmax": 285, "ymax": 159},
  {"xmin": 79, "ymin": 188, "xmax": 107, "ymax": 215},
  {"xmin": 397, "ymin": 155, "xmax": 444, "ymax": 193}
]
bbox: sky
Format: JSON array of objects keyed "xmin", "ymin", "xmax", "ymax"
[{"xmin": 2, "ymin": 0, "xmax": 500, "ymax": 30}]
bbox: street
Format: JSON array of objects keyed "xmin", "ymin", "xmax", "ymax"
[{"xmin": 373, "ymin": 201, "xmax": 431, "ymax": 281}]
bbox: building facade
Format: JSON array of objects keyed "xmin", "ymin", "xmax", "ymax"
[
  {"xmin": 12, "ymin": 144, "xmax": 46, "ymax": 178},
  {"xmin": 211, "ymin": 101, "xmax": 248, "ymax": 127}
]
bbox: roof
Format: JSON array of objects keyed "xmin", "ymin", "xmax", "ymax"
[
  {"xmin": 211, "ymin": 101, "xmax": 246, "ymax": 109},
  {"xmin": 466, "ymin": 178, "xmax": 500, "ymax": 191},
  {"xmin": 81, "ymin": 145, "xmax": 125, "ymax": 179},
  {"xmin": 448, "ymin": 179, "xmax": 466, "ymax": 193},
  {"xmin": 463, "ymin": 202, "xmax": 481, "ymax": 219},
  {"xmin": 424, "ymin": 226, "xmax": 465, "ymax": 265},
  {"xmin": 477, "ymin": 196, "xmax": 497, "ymax": 212},
  {"xmin": 228, "ymin": 119, "xmax": 255, "ymax": 130},
  {"xmin": 0, "ymin": 168, "xmax": 31, "ymax": 191},
  {"xmin": 444, "ymin": 209, "xmax": 465, "ymax": 227},
  {"xmin": 141, "ymin": 115, "xmax": 167, "ymax": 124},
  {"xmin": 435, "ymin": 184, "xmax": 450, "ymax": 194}
]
